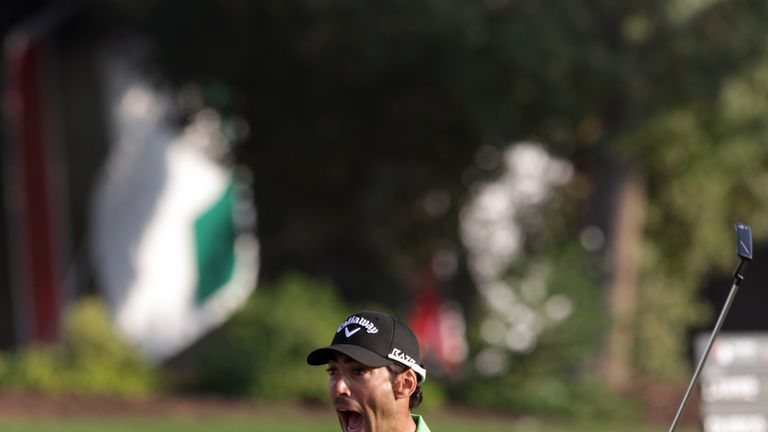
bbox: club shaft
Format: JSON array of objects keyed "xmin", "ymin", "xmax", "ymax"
[{"xmin": 667, "ymin": 280, "xmax": 741, "ymax": 432}]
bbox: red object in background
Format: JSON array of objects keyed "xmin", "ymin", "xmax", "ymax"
[
  {"xmin": 3, "ymin": 27, "xmax": 64, "ymax": 343},
  {"xmin": 408, "ymin": 268, "xmax": 467, "ymax": 375},
  {"xmin": 409, "ymin": 285, "xmax": 444, "ymax": 362}
]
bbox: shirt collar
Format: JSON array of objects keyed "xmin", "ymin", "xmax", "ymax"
[{"xmin": 412, "ymin": 414, "xmax": 431, "ymax": 432}]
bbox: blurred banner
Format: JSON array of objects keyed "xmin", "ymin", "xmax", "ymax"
[
  {"xmin": 2, "ymin": 8, "xmax": 70, "ymax": 346},
  {"xmin": 698, "ymin": 332, "xmax": 768, "ymax": 432},
  {"xmin": 90, "ymin": 48, "xmax": 259, "ymax": 361}
]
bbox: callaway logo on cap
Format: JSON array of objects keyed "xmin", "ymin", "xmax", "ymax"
[{"xmin": 307, "ymin": 311, "xmax": 427, "ymax": 381}]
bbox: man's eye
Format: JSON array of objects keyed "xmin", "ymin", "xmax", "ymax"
[
  {"xmin": 353, "ymin": 367, "xmax": 367, "ymax": 376},
  {"xmin": 326, "ymin": 368, "xmax": 338, "ymax": 376}
]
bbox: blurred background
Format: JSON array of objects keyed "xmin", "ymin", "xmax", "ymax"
[{"xmin": 2, "ymin": 0, "xmax": 768, "ymax": 430}]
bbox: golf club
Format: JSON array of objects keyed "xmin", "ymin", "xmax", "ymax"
[{"xmin": 667, "ymin": 222, "xmax": 753, "ymax": 432}]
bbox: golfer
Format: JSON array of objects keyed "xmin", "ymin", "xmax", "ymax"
[{"xmin": 307, "ymin": 311, "xmax": 431, "ymax": 432}]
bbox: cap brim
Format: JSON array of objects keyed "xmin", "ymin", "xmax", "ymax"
[{"xmin": 307, "ymin": 344, "xmax": 391, "ymax": 368}]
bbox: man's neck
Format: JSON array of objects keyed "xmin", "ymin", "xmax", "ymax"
[
  {"xmin": 384, "ymin": 411, "xmax": 417, "ymax": 432},
  {"xmin": 401, "ymin": 413, "xmax": 417, "ymax": 432}
]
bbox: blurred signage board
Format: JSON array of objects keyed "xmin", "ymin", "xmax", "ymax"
[
  {"xmin": 697, "ymin": 333, "xmax": 768, "ymax": 432},
  {"xmin": 2, "ymin": 7, "xmax": 70, "ymax": 345}
]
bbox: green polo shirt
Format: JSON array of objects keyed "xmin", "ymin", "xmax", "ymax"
[{"xmin": 413, "ymin": 414, "xmax": 431, "ymax": 432}]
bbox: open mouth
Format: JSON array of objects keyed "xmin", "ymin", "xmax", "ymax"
[{"xmin": 337, "ymin": 409, "xmax": 364, "ymax": 432}]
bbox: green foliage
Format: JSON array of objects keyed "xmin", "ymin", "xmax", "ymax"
[
  {"xmin": 462, "ymin": 373, "xmax": 637, "ymax": 420},
  {"xmin": 417, "ymin": 379, "xmax": 448, "ymax": 412},
  {"xmin": 458, "ymin": 244, "xmax": 625, "ymax": 417},
  {"xmin": 619, "ymin": 54, "xmax": 768, "ymax": 379},
  {"xmin": 187, "ymin": 273, "xmax": 347, "ymax": 402},
  {"xmin": 0, "ymin": 297, "xmax": 159, "ymax": 396},
  {"xmin": 85, "ymin": 0, "xmax": 768, "ymax": 402}
]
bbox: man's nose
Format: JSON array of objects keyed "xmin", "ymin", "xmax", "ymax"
[{"xmin": 329, "ymin": 376, "xmax": 351, "ymax": 397}]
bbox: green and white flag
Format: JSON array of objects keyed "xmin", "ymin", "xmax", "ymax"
[{"xmin": 91, "ymin": 51, "xmax": 258, "ymax": 361}]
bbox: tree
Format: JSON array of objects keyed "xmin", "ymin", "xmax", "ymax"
[
  {"xmin": 83, "ymin": 0, "xmax": 768, "ymax": 398},
  {"xmin": 467, "ymin": 0, "xmax": 768, "ymax": 388}
]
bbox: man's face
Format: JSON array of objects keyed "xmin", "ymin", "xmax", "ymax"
[{"xmin": 327, "ymin": 353, "xmax": 399, "ymax": 432}]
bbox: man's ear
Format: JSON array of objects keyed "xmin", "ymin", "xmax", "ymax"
[{"xmin": 393, "ymin": 368, "xmax": 418, "ymax": 400}]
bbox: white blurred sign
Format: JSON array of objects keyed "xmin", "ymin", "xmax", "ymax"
[
  {"xmin": 90, "ymin": 47, "xmax": 259, "ymax": 362},
  {"xmin": 698, "ymin": 333, "xmax": 768, "ymax": 432}
]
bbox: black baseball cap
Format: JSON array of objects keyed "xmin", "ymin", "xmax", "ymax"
[{"xmin": 307, "ymin": 311, "xmax": 427, "ymax": 381}]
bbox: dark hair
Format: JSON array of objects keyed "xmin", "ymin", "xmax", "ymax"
[{"xmin": 387, "ymin": 364, "xmax": 423, "ymax": 409}]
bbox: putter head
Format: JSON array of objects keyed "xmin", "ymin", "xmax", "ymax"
[{"xmin": 735, "ymin": 222, "xmax": 753, "ymax": 261}]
